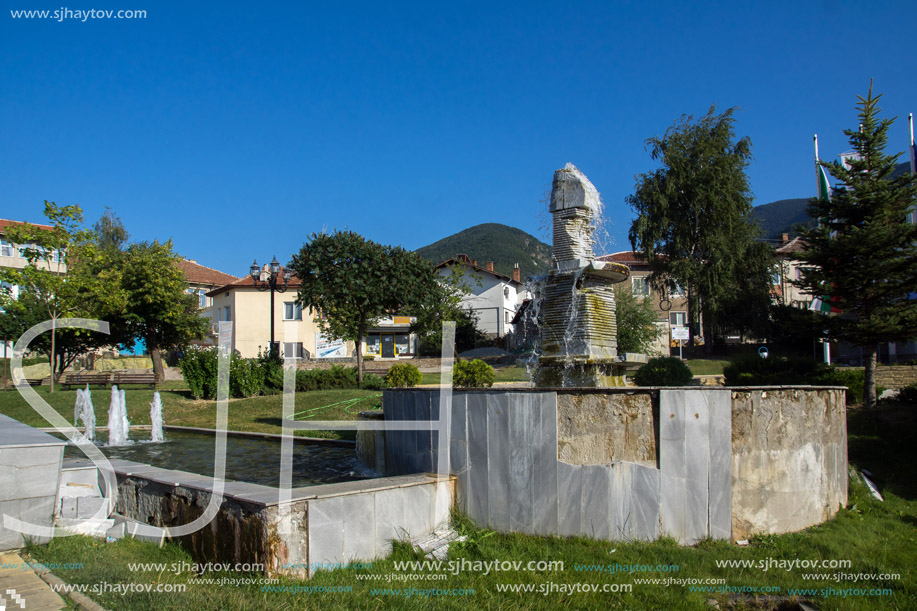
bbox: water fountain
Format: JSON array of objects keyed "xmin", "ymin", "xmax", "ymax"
[
  {"xmin": 149, "ymin": 392, "xmax": 164, "ymax": 443},
  {"xmin": 73, "ymin": 384, "xmax": 96, "ymax": 441},
  {"xmin": 534, "ymin": 163, "xmax": 634, "ymax": 387},
  {"xmin": 107, "ymin": 385, "xmax": 130, "ymax": 446}
]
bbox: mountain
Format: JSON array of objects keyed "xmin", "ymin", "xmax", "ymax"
[
  {"xmin": 751, "ymin": 198, "xmax": 813, "ymax": 239},
  {"xmin": 415, "ymin": 223, "xmax": 552, "ymax": 281},
  {"xmin": 751, "ymin": 162, "xmax": 912, "ymax": 239}
]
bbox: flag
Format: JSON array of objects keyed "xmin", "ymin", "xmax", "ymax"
[
  {"xmin": 809, "ymin": 297, "xmax": 841, "ymax": 314},
  {"xmin": 817, "ymin": 165, "xmax": 832, "ymax": 201}
]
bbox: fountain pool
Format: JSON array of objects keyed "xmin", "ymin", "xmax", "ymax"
[{"xmin": 61, "ymin": 430, "xmax": 375, "ymax": 488}]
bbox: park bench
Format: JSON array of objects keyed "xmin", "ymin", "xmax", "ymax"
[
  {"xmin": 112, "ymin": 371, "xmax": 158, "ymax": 388},
  {"xmin": 60, "ymin": 372, "xmax": 114, "ymax": 390}
]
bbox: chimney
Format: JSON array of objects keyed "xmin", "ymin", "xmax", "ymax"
[
  {"xmin": 512, "ymin": 263, "xmax": 520, "ymax": 283},
  {"xmin": 780, "ymin": 233, "xmax": 789, "ymax": 245},
  {"xmin": 472, "ymin": 259, "xmax": 478, "ymax": 267},
  {"xmin": 485, "ymin": 261, "xmax": 494, "ymax": 272}
]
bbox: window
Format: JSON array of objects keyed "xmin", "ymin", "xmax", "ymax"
[
  {"xmin": 283, "ymin": 302, "xmax": 302, "ymax": 320},
  {"xmin": 632, "ymin": 277, "xmax": 650, "ymax": 296},
  {"xmin": 670, "ymin": 311, "xmax": 687, "ymax": 327},
  {"xmin": 395, "ymin": 333, "xmax": 410, "ymax": 355},
  {"xmin": 669, "ymin": 282, "xmax": 685, "ymax": 297},
  {"xmin": 504, "ymin": 286, "xmax": 511, "ymax": 300},
  {"xmin": 198, "ymin": 289, "xmax": 208, "ymax": 308},
  {"xmin": 222, "ymin": 306, "xmax": 231, "ymax": 321},
  {"xmin": 0, "ymin": 240, "xmax": 13, "ymax": 257},
  {"xmin": 283, "ymin": 342, "xmax": 305, "ymax": 360},
  {"xmin": 365, "ymin": 334, "xmax": 381, "ymax": 355}
]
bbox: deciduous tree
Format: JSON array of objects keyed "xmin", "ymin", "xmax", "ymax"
[
  {"xmin": 627, "ymin": 106, "xmax": 773, "ymax": 349},
  {"xmin": 290, "ymin": 231, "xmax": 444, "ymax": 382},
  {"xmin": 120, "ymin": 240, "xmax": 208, "ymax": 381}
]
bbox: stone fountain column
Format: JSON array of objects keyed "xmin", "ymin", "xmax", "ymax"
[{"xmin": 535, "ymin": 163, "xmax": 632, "ymax": 388}]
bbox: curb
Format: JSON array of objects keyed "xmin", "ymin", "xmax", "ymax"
[{"xmin": 36, "ymin": 569, "xmax": 110, "ymax": 611}]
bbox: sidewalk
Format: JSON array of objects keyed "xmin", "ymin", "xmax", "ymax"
[{"xmin": 0, "ymin": 551, "xmax": 66, "ymax": 610}]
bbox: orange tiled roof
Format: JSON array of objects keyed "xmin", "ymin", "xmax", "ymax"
[
  {"xmin": 0, "ymin": 218, "xmax": 55, "ymax": 232},
  {"xmin": 176, "ymin": 259, "xmax": 239, "ymax": 287},
  {"xmin": 207, "ymin": 268, "xmax": 301, "ymax": 297}
]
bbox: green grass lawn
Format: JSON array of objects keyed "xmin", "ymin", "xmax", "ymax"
[
  {"xmin": 0, "ymin": 385, "xmax": 379, "ymax": 440},
  {"xmin": 11, "ymin": 390, "xmax": 917, "ymax": 609},
  {"xmin": 684, "ymin": 359, "xmax": 730, "ymax": 376}
]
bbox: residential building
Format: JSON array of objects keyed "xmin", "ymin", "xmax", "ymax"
[
  {"xmin": 177, "ymin": 259, "xmax": 239, "ymax": 310},
  {"xmin": 205, "ymin": 269, "xmax": 417, "ymax": 360},
  {"xmin": 596, "ymin": 251, "xmax": 691, "ymax": 351},
  {"xmin": 205, "ymin": 271, "xmax": 336, "ymax": 359},
  {"xmin": 772, "ymin": 234, "xmax": 813, "ymax": 308},
  {"xmin": 434, "ymin": 254, "xmax": 527, "ymax": 338},
  {"xmin": 1, "ymin": 219, "xmax": 68, "ymax": 357}
]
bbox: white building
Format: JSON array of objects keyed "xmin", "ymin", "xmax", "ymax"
[{"xmin": 434, "ymin": 254, "xmax": 527, "ymax": 338}]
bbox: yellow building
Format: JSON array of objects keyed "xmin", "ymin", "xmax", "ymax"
[{"xmin": 205, "ymin": 273, "xmax": 349, "ymax": 360}]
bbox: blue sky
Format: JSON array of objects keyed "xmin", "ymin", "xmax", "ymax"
[{"xmin": 2, "ymin": 0, "xmax": 914, "ymax": 276}]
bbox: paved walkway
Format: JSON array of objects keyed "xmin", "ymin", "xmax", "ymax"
[{"xmin": 0, "ymin": 551, "xmax": 67, "ymax": 611}]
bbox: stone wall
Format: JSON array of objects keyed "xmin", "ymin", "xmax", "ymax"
[
  {"xmin": 730, "ymin": 388, "xmax": 847, "ymax": 540},
  {"xmin": 380, "ymin": 387, "xmax": 848, "ymax": 544},
  {"xmin": 875, "ymin": 365, "xmax": 917, "ymax": 389},
  {"xmin": 555, "ymin": 392, "xmax": 656, "ymax": 467}
]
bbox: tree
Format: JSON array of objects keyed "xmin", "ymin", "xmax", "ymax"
[
  {"xmin": 613, "ymin": 284, "xmax": 660, "ymax": 354},
  {"xmin": 627, "ymin": 106, "xmax": 773, "ymax": 349},
  {"xmin": 93, "ymin": 207, "xmax": 130, "ymax": 253},
  {"xmin": 289, "ymin": 231, "xmax": 445, "ymax": 382},
  {"xmin": 796, "ymin": 83, "xmax": 917, "ymax": 408},
  {"xmin": 120, "ymin": 240, "xmax": 209, "ymax": 381},
  {"xmin": 0, "ymin": 202, "xmax": 106, "ymax": 390}
]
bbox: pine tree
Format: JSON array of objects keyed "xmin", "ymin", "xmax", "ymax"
[{"xmin": 797, "ymin": 83, "xmax": 917, "ymax": 408}]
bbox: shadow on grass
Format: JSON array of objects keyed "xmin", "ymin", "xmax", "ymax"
[
  {"xmin": 252, "ymin": 416, "xmax": 357, "ymax": 441},
  {"xmin": 847, "ymin": 401, "xmax": 917, "ymax": 500}
]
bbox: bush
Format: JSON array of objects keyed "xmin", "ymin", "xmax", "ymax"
[
  {"xmin": 893, "ymin": 382, "xmax": 917, "ymax": 403},
  {"xmin": 723, "ymin": 355, "xmax": 828, "ymax": 387},
  {"xmin": 294, "ymin": 365, "xmax": 383, "ymax": 391},
  {"xmin": 257, "ymin": 349, "xmax": 284, "ymax": 394},
  {"xmin": 361, "ymin": 373, "xmax": 386, "ymax": 390},
  {"xmin": 179, "ymin": 347, "xmax": 219, "ymax": 399},
  {"xmin": 453, "ymin": 359, "xmax": 495, "ymax": 388},
  {"xmin": 384, "ymin": 363, "xmax": 422, "ymax": 388},
  {"xmin": 634, "ymin": 356, "xmax": 693, "ymax": 387},
  {"xmin": 229, "ymin": 356, "xmax": 265, "ymax": 398},
  {"xmin": 722, "ymin": 355, "xmax": 882, "ymax": 405}
]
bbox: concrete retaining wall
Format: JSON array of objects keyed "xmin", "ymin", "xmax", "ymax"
[
  {"xmin": 730, "ymin": 389, "xmax": 847, "ymax": 539},
  {"xmin": 109, "ymin": 458, "xmax": 452, "ymax": 577},
  {"xmin": 0, "ymin": 415, "xmax": 65, "ymax": 551},
  {"xmin": 376, "ymin": 387, "xmax": 847, "ymax": 543}
]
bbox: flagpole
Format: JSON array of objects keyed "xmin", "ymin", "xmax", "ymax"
[{"xmin": 909, "ymin": 113, "xmax": 915, "ymax": 174}]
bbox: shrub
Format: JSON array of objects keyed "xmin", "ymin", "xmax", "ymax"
[
  {"xmin": 893, "ymin": 382, "xmax": 917, "ymax": 403},
  {"xmin": 258, "ymin": 348, "xmax": 284, "ymax": 393},
  {"xmin": 179, "ymin": 347, "xmax": 219, "ymax": 399},
  {"xmin": 453, "ymin": 359, "xmax": 495, "ymax": 388},
  {"xmin": 634, "ymin": 356, "xmax": 693, "ymax": 387},
  {"xmin": 294, "ymin": 365, "xmax": 375, "ymax": 391},
  {"xmin": 723, "ymin": 355, "xmax": 828, "ymax": 387},
  {"xmin": 723, "ymin": 355, "xmax": 881, "ymax": 405},
  {"xmin": 361, "ymin": 373, "xmax": 386, "ymax": 390},
  {"xmin": 229, "ymin": 356, "xmax": 265, "ymax": 398},
  {"xmin": 384, "ymin": 363, "xmax": 422, "ymax": 388}
]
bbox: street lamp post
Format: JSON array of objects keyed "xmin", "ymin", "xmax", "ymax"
[{"xmin": 249, "ymin": 255, "xmax": 293, "ymax": 358}]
